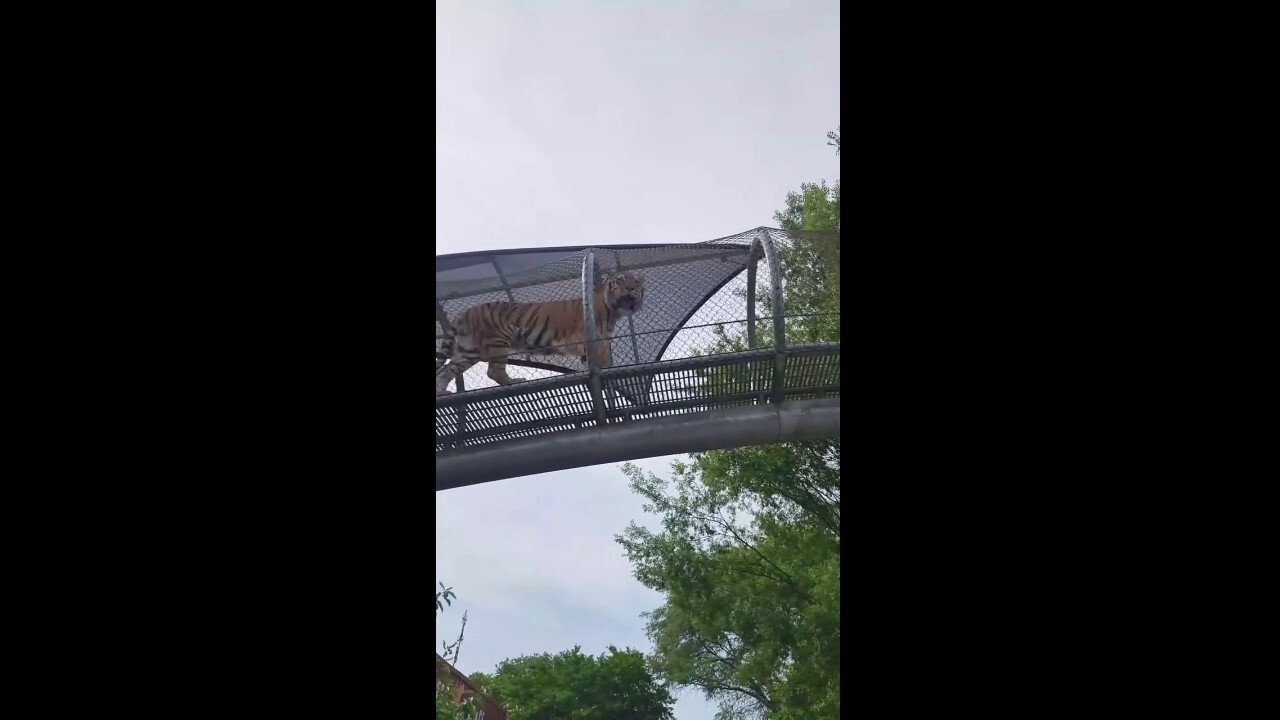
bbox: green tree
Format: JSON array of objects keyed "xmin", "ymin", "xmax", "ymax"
[
  {"xmin": 698, "ymin": 132, "xmax": 839, "ymax": 357},
  {"xmin": 616, "ymin": 446, "xmax": 840, "ymax": 720},
  {"xmin": 769, "ymin": 164, "xmax": 839, "ymax": 344},
  {"xmin": 466, "ymin": 645, "xmax": 674, "ymax": 720},
  {"xmin": 617, "ymin": 129, "xmax": 841, "ymax": 720}
]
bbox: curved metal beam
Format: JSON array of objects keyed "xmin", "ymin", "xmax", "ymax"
[
  {"xmin": 644, "ymin": 248, "xmax": 754, "ymax": 406},
  {"xmin": 746, "ymin": 238, "xmax": 760, "ymax": 349},
  {"xmin": 436, "ymin": 398, "xmax": 840, "ymax": 491},
  {"xmin": 756, "ymin": 229, "xmax": 786, "ymax": 350},
  {"xmin": 649, "ymin": 245, "xmax": 754, "ymax": 364},
  {"xmin": 582, "ymin": 249, "xmax": 607, "ymax": 424},
  {"xmin": 756, "ymin": 229, "xmax": 787, "ymax": 403},
  {"xmin": 582, "ymin": 248, "xmax": 597, "ymax": 352}
]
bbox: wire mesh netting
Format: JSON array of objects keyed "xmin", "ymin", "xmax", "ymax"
[{"xmin": 435, "ymin": 228, "xmax": 765, "ymax": 391}]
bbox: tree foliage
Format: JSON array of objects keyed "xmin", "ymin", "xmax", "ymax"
[
  {"xmin": 466, "ymin": 645, "xmax": 674, "ymax": 720},
  {"xmin": 617, "ymin": 129, "xmax": 841, "ymax": 720},
  {"xmin": 698, "ymin": 131, "xmax": 840, "ymax": 359},
  {"xmin": 769, "ymin": 154, "xmax": 839, "ymax": 344},
  {"xmin": 616, "ymin": 445, "xmax": 840, "ymax": 720}
]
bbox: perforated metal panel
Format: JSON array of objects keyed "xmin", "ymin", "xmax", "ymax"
[{"xmin": 436, "ymin": 344, "xmax": 840, "ymax": 451}]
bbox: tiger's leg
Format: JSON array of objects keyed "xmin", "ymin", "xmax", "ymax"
[
  {"xmin": 557, "ymin": 338, "xmax": 588, "ymax": 366},
  {"xmin": 483, "ymin": 333, "xmax": 525, "ymax": 385},
  {"xmin": 486, "ymin": 362, "xmax": 523, "ymax": 384},
  {"xmin": 436, "ymin": 357, "xmax": 477, "ymax": 395}
]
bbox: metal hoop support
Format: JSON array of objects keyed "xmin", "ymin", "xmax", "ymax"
[
  {"xmin": 746, "ymin": 238, "xmax": 760, "ymax": 349},
  {"xmin": 755, "ymin": 229, "xmax": 787, "ymax": 404},
  {"xmin": 581, "ymin": 250, "xmax": 608, "ymax": 425}
]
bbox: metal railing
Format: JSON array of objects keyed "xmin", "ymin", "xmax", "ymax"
[{"xmin": 435, "ymin": 343, "xmax": 840, "ymax": 451}]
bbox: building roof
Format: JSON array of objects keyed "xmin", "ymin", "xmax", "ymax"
[{"xmin": 435, "ymin": 653, "xmax": 508, "ymax": 720}]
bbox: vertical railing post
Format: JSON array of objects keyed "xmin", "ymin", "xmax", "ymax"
[
  {"xmin": 745, "ymin": 237, "xmax": 761, "ymax": 402},
  {"xmin": 756, "ymin": 229, "xmax": 787, "ymax": 405},
  {"xmin": 746, "ymin": 238, "xmax": 760, "ymax": 350},
  {"xmin": 582, "ymin": 250, "xmax": 608, "ymax": 425},
  {"xmin": 437, "ymin": 301, "xmax": 467, "ymax": 447},
  {"xmin": 610, "ymin": 249, "xmax": 640, "ymax": 420}
]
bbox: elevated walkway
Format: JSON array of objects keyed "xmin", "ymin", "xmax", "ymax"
[{"xmin": 435, "ymin": 227, "xmax": 840, "ymax": 490}]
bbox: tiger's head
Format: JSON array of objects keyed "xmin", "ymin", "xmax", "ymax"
[{"xmin": 604, "ymin": 272, "xmax": 645, "ymax": 317}]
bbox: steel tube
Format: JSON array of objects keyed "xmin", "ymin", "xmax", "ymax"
[
  {"xmin": 746, "ymin": 238, "xmax": 761, "ymax": 398},
  {"xmin": 756, "ymin": 229, "xmax": 787, "ymax": 403},
  {"xmin": 436, "ymin": 398, "xmax": 840, "ymax": 490},
  {"xmin": 582, "ymin": 250, "xmax": 607, "ymax": 424},
  {"xmin": 746, "ymin": 239, "xmax": 759, "ymax": 350},
  {"xmin": 610, "ymin": 249, "xmax": 639, "ymax": 419}
]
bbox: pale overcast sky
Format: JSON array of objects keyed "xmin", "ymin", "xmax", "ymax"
[{"xmin": 436, "ymin": 2, "xmax": 838, "ymax": 719}]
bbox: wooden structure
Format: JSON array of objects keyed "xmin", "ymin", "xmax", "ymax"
[{"xmin": 435, "ymin": 653, "xmax": 508, "ymax": 720}]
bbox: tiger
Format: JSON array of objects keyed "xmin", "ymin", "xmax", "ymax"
[{"xmin": 435, "ymin": 272, "xmax": 646, "ymax": 395}]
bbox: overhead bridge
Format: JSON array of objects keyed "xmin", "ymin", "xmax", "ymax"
[{"xmin": 435, "ymin": 227, "xmax": 840, "ymax": 490}]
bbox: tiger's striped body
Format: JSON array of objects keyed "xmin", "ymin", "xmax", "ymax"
[{"xmin": 435, "ymin": 273, "xmax": 645, "ymax": 395}]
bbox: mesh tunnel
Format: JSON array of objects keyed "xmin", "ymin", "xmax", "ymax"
[{"xmin": 435, "ymin": 226, "xmax": 840, "ymax": 467}]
